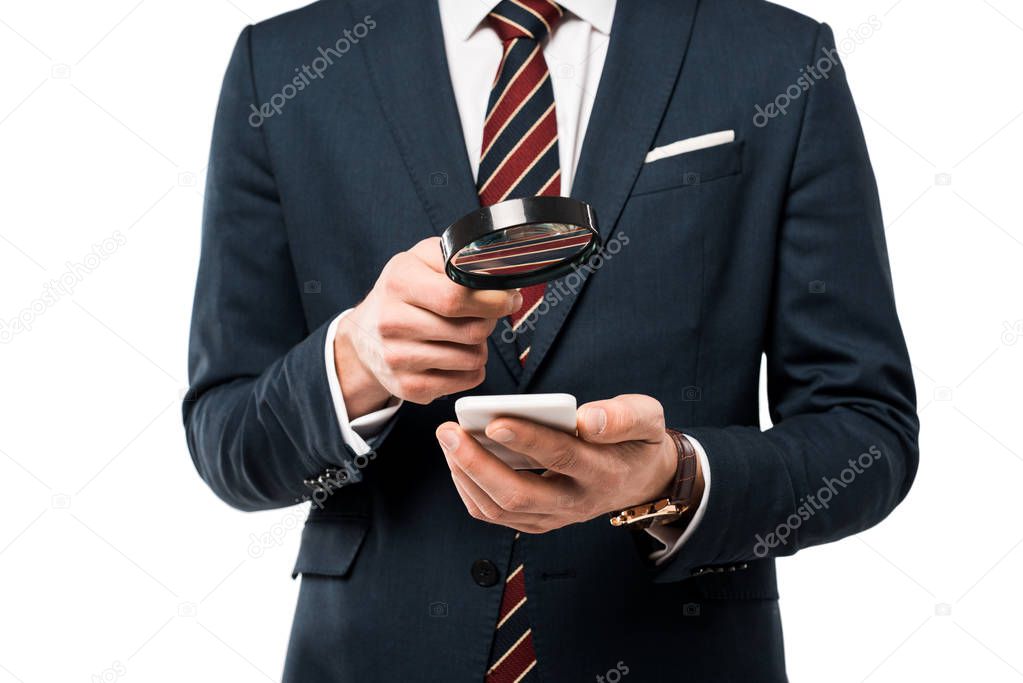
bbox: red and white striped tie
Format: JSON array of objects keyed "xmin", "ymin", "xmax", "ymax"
[
  {"xmin": 485, "ymin": 534, "xmax": 535, "ymax": 682},
  {"xmin": 478, "ymin": 4, "xmax": 563, "ymax": 680},
  {"xmin": 477, "ymin": 0, "xmax": 564, "ymax": 370}
]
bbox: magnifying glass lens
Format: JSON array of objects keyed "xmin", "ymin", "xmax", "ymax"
[
  {"xmin": 451, "ymin": 223, "xmax": 594, "ymax": 277},
  {"xmin": 440, "ymin": 197, "xmax": 600, "ymax": 289}
]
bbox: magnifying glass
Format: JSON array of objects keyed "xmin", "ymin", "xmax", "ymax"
[{"xmin": 440, "ymin": 196, "xmax": 600, "ymax": 289}]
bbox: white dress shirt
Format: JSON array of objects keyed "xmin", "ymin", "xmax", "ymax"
[{"xmin": 323, "ymin": 0, "xmax": 709, "ymax": 563}]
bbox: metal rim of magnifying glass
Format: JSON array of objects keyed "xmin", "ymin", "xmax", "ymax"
[{"xmin": 441, "ymin": 196, "xmax": 601, "ymax": 290}]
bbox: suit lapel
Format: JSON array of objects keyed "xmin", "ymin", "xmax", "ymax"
[
  {"xmin": 518, "ymin": 0, "xmax": 701, "ymax": 390},
  {"xmin": 350, "ymin": 0, "xmax": 479, "ymax": 236}
]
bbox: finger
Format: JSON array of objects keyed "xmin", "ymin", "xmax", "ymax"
[
  {"xmin": 484, "ymin": 418, "xmax": 595, "ymax": 477},
  {"xmin": 407, "ymin": 238, "xmax": 522, "ymax": 314},
  {"xmin": 446, "ymin": 457, "xmax": 552, "ymax": 528},
  {"xmin": 450, "ymin": 472, "xmax": 483, "ymax": 519},
  {"xmin": 577, "ymin": 394, "xmax": 665, "ymax": 445},
  {"xmin": 408, "ymin": 279, "xmax": 521, "ymax": 320},
  {"xmin": 406, "ymin": 237, "xmax": 532, "ymax": 327},
  {"xmin": 395, "ymin": 256, "xmax": 521, "ymax": 319},
  {"xmin": 408, "ymin": 236, "xmax": 446, "ymax": 273},
  {"xmin": 436, "ymin": 423, "xmax": 564, "ymax": 512},
  {"xmin": 382, "ymin": 340, "xmax": 488, "ymax": 372},
  {"xmin": 396, "ymin": 368, "xmax": 486, "ymax": 404},
  {"xmin": 379, "ymin": 304, "xmax": 498, "ymax": 344}
]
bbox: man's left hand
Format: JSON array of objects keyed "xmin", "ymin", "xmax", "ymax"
[{"xmin": 435, "ymin": 394, "xmax": 682, "ymax": 534}]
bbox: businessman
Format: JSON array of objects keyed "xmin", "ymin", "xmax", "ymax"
[{"xmin": 186, "ymin": 0, "xmax": 919, "ymax": 680}]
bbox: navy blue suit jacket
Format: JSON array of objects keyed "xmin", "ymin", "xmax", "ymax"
[{"xmin": 185, "ymin": 1, "xmax": 919, "ymax": 680}]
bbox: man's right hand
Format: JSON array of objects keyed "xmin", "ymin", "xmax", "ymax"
[{"xmin": 334, "ymin": 237, "xmax": 522, "ymax": 418}]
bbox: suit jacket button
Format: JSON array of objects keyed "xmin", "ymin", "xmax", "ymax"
[{"xmin": 471, "ymin": 559, "xmax": 500, "ymax": 587}]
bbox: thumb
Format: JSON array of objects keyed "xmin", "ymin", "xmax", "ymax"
[
  {"xmin": 577, "ymin": 394, "xmax": 666, "ymax": 445},
  {"xmin": 409, "ymin": 236, "xmax": 445, "ymax": 273}
]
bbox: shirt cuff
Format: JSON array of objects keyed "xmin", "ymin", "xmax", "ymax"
[
  {"xmin": 324, "ymin": 311, "xmax": 403, "ymax": 456},
  {"xmin": 644, "ymin": 434, "xmax": 712, "ymax": 565}
]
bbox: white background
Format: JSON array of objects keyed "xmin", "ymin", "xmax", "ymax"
[{"xmin": 1, "ymin": 1, "xmax": 1021, "ymax": 681}]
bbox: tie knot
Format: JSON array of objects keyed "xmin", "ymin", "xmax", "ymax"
[{"xmin": 487, "ymin": 0, "xmax": 563, "ymax": 43}]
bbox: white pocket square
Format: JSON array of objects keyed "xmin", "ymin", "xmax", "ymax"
[{"xmin": 645, "ymin": 130, "xmax": 735, "ymax": 163}]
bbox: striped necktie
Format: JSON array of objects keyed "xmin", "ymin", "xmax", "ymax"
[
  {"xmin": 477, "ymin": 0, "xmax": 564, "ymax": 370},
  {"xmin": 479, "ymin": 6, "xmax": 562, "ymax": 681}
]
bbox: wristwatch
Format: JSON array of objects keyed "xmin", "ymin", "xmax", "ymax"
[{"xmin": 609, "ymin": 429, "xmax": 702, "ymax": 529}]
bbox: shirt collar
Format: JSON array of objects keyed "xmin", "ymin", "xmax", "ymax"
[
  {"xmin": 444, "ymin": 0, "xmax": 616, "ymax": 42},
  {"xmin": 561, "ymin": 0, "xmax": 615, "ymax": 35}
]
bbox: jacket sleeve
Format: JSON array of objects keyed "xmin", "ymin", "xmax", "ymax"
[
  {"xmin": 656, "ymin": 24, "xmax": 919, "ymax": 581},
  {"xmin": 184, "ymin": 27, "xmax": 361, "ymax": 511}
]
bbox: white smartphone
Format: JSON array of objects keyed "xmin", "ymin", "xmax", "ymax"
[{"xmin": 454, "ymin": 393, "xmax": 578, "ymax": 470}]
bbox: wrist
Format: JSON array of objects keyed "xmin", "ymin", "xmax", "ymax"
[
  {"xmin": 333, "ymin": 313, "xmax": 392, "ymax": 418},
  {"xmin": 611, "ymin": 430, "xmax": 704, "ymax": 529},
  {"xmin": 636, "ymin": 432, "xmax": 680, "ymax": 504}
]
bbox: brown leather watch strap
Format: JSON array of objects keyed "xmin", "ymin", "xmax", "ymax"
[
  {"xmin": 661, "ymin": 429, "xmax": 704, "ymax": 528},
  {"xmin": 665, "ymin": 429, "xmax": 698, "ymax": 505}
]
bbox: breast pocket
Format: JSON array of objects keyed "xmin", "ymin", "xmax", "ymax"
[{"xmin": 631, "ymin": 140, "xmax": 744, "ymax": 197}]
